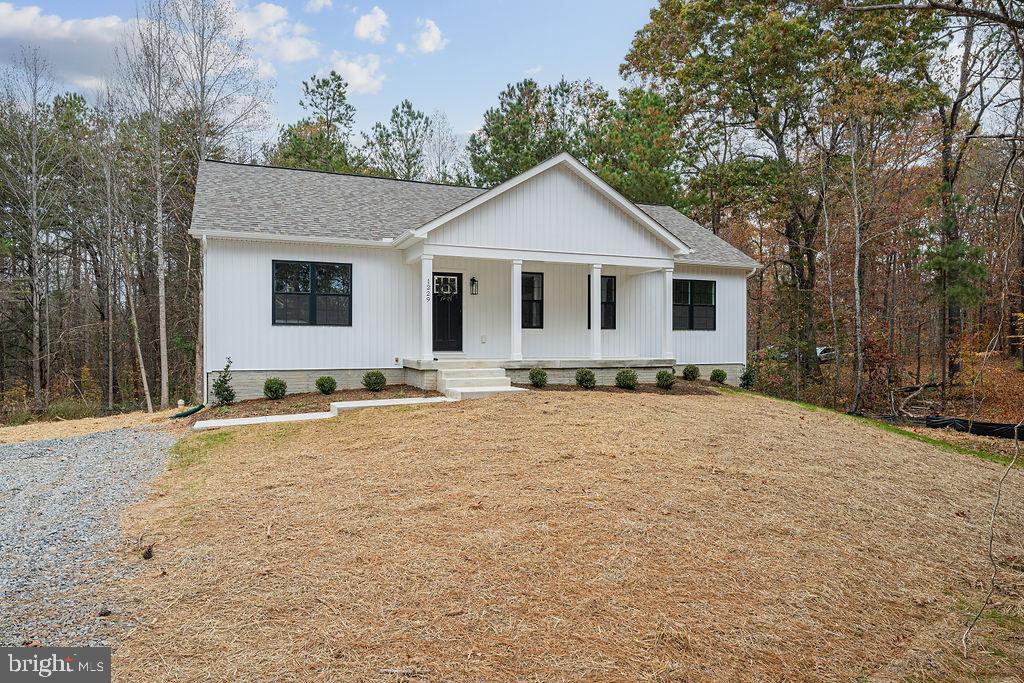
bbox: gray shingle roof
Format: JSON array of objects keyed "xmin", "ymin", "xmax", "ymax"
[
  {"xmin": 191, "ymin": 160, "xmax": 484, "ymax": 241},
  {"xmin": 191, "ymin": 160, "xmax": 758, "ymax": 269},
  {"xmin": 637, "ymin": 204, "xmax": 759, "ymax": 269}
]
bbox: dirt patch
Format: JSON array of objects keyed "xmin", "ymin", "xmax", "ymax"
[
  {"xmin": 0, "ymin": 409, "xmax": 178, "ymax": 445},
  {"xmin": 191, "ymin": 385, "xmax": 441, "ymax": 423},
  {"xmin": 517, "ymin": 381, "xmax": 718, "ymax": 396},
  {"xmin": 112, "ymin": 391, "xmax": 1023, "ymax": 681}
]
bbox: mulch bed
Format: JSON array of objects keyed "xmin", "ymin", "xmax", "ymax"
[
  {"xmin": 514, "ymin": 381, "xmax": 719, "ymax": 396},
  {"xmin": 191, "ymin": 385, "xmax": 441, "ymax": 423}
]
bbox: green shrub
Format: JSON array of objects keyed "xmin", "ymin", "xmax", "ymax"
[
  {"xmin": 44, "ymin": 399, "xmax": 101, "ymax": 421},
  {"xmin": 362, "ymin": 370, "xmax": 387, "ymax": 392},
  {"xmin": 263, "ymin": 377, "xmax": 287, "ymax": 400},
  {"xmin": 681, "ymin": 364, "xmax": 700, "ymax": 381},
  {"xmin": 575, "ymin": 368, "xmax": 596, "ymax": 389},
  {"xmin": 528, "ymin": 367, "xmax": 548, "ymax": 388},
  {"xmin": 615, "ymin": 368, "xmax": 638, "ymax": 390},
  {"xmin": 739, "ymin": 364, "xmax": 756, "ymax": 389},
  {"xmin": 315, "ymin": 375, "xmax": 337, "ymax": 394},
  {"xmin": 3, "ymin": 410, "xmax": 33, "ymax": 427},
  {"xmin": 212, "ymin": 357, "xmax": 235, "ymax": 405},
  {"xmin": 656, "ymin": 369, "xmax": 675, "ymax": 390},
  {"xmin": 1017, "ymin": 360, "xmax": 1024, "ymax": 372},
  {"xmin": 710, "ymin": 368, "xmax": 728, "ymax": 384}
]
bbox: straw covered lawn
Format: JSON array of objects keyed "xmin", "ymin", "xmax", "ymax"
[{"xmin": 113, "ymin": 390, "xmax": 1023, "ymax": 681}]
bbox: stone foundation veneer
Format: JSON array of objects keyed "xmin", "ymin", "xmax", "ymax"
[
  {"xmin": 674, "ymin": 363, "xmax": 744, "ymax": 386},
  {"xmin": 206, "ymin": 368, "xmax": 430, "ymax": 401},
  {"xmin": 207, "ymin": 361, "xmax": 744, "ymax": 400}
]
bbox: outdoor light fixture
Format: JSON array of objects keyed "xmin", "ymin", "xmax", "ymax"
[{"xmin": 470, "ymin": 277, "xmax": 479, "ymax": 295}]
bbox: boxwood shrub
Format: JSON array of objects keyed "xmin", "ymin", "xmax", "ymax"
[
  {"xmin": 655, "ymin": 369, "xmax": 675, "ymax": 390},
  {"xmin": 315, "ymin": 375, "xmax": 337, "ymax": 395},
  {"xmin": 575, "ymin": 368, "xmax": 596, "ymax": 389},
  {"xmin": 263, "ymin": 377, "xmax": 287, "ymax": 400},
  {"xmin": 710, "ymin": 368, "xmax": 728, "ymax": 384},
  {"xmin": 362, "ymin": 370, "xmax": 387, "ymax": 392},
  {"xmin": 212, "ymin": 357, "xmax": 235, "ymax": 405},
  {"xmin": 528, "ymin": 367, "xmax": 548, "ymax": 388},
  {"xmin": 615, "ymin": 368, "xmax": 638, "ymax": 390},
  {"xmin": 681, "ymin": 364, "xmax": 700, "ymax": 381}
]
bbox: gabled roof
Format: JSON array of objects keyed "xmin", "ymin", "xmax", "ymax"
[
  {"xmin": 190, "ymin": 160, "xmax": 484, "ymax": 243},
  {"xmin": 189, "ymin": 158, "xmax": 759, "ymax": 269},
  {"xmin": 638, "ymin": 205, "xmax": 759, "ymax": 269},
  {"xmin": 396, "ymin": 153, "xmax": 690, "ymax": 255}
]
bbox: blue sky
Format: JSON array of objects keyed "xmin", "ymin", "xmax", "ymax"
[{"xmin": 0, "ymin": 1, "xmax": 655, "ymax": 136}]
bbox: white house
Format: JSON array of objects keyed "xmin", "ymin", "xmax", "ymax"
[{"xmin": 189, "ymin": 152, "xmax": 758, "ymax": 400}]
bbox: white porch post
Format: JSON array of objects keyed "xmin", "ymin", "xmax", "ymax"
[
  {"xmin": 510, "ymin": 259, "xmax": 523, "ymax": 360},
  {"xmin": 420, "ymin": 255, "xmax": 433, "ymax": 361},
  {"xmin": 590, "ymin": 263, "xmax": 602, "ymax": 360},
  {"xmin": 663, "ymin": 267, "xmax": 675, "ymax": 359}
]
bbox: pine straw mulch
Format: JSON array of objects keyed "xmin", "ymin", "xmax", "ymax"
[
  {"xmin": 109, "ymin": 390, "xmax": 1024, "ymax": 682},
  {"xmin": 514, "ymin": 380, "xmax": 718, "ymax": 396},
  {"xmin": 188, "ymin": 385, "xmax": 441, "ymax": 424},
  {"xmin": 0, "ymin": 409, "xmax": 179, "ymax": 445}
]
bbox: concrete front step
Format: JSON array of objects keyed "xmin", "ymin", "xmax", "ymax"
[
  {"xmin": 444, "ymin": 386, "xmax": 527, "ymax": 400},
  {"xmin": 441, "ymin": 376, "xmax": 512, "ymax": 390},
  {"xmin": 437, "ymin": 367, "xmax": 508, "ymax": 379}
]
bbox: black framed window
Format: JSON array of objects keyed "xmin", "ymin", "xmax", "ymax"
[
  {"xmin": 273, "ymin": 260, "xmax": 352, "ymax": 326},
  {"xmin": 587, "ymin": 274, "xmax": 616, "ymax": 330},
  {"xmin": 522, "ymin": 272, "xmax": 543, "ymax": 329},
  {"xmin": 673, "ymin": 279, "xmax": 715, "ymax": 331}
]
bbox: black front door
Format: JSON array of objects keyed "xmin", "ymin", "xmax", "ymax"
[{"xmin": 432, "ymin": 272, "xmax": 462, "ymax": 352}]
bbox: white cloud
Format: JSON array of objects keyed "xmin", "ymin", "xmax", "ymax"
[
  {"xmin": 353, "ymin": 6, "xmax": 388, "ymax": 43},
  {"xmin": 0, "ymin": 3, "xmax": 127, "ymax": 90},
  {"xmin": 237, "ymin": 2, "xmax": 319, "ymax": 63},
  {"xmin": 414, "ymin": 18, "xmax": 447, "ymax": 54},
  {"xmin": 329, "ymin": 51, "xmax": 384, "ymax": 94},
  {"xmin": 525, "ymin": 65, "xmax": 542, "ymax": 76},
  {"xmin": 395, "ymin": 42, "xmax": 406, "ymax": 54},
  {"xmin": 304, "ymin": 0, "xmax": 332, "ymax": 12}
]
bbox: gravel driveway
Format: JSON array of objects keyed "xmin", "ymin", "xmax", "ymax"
[{"xmin": 0, "ymin": 427, "xmax": 176, "ymax": 646}]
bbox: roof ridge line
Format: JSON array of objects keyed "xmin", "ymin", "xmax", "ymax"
[{"xmin": 202, "ymin": 158, "xmax": 487, "ymax": 191}]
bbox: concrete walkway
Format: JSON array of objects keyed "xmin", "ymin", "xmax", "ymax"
[{"xmin": 192, "ymin": 396, "xmax": 458, "ymax": 431}]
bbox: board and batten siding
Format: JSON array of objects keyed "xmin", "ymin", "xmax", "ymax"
[
  {"xmin": 427, "ymin": 166, "xmax": 676, "ymax": 259},
  {"xmin": 672, "ymin": 264, "xmax": 749, "ymax": 365},
  {"xmin": 432, "ymin": 258, "xmax": 664, "ymax": 360},
  {"xmin": 203, "ymin": 239, "xmax": 416, "ymax": 375}
]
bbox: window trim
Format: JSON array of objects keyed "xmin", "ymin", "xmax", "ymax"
[
  {"xmin": 272, "ymin": 259, "xmax": 353, "ymax": 327},
  {"xmin": 673, "ymin": 278, "xmax": 716, "ymax": 331},
  {"xmin": 587, "ymin": 274, "xmax": 616, "ymax": 330},
  {"xmin": 521, "ymin": 271, "xmax": 544, "ymax": 329}
]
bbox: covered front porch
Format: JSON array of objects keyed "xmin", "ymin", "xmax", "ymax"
[{"xmin": 405, "ymin": 248, "xmax": 677, "ymax": 365}]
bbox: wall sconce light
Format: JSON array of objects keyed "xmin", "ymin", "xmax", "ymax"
[{"xmin": 469, "ymin": 277, "xmax": 479, "ymax": 295}]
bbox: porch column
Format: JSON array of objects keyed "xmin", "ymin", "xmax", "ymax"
[
  {"xmin": 420, "ymin": 255, "xmax": 433, "ymax": 361},
  {"xmin": 663, "ymin": 267, "xmax": 675, "ymax": 359},
  {"xmin": 590, "ymin": 263, "xmax": 602, "ymax": 360},
  {"xmin": 510, "ymin": 259, "xmax": 523, "ymax": 360}
]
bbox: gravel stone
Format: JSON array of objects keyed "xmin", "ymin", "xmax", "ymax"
[{"xmin": 0, "ymin": 427, "xmax": 175, "ymax": 646}]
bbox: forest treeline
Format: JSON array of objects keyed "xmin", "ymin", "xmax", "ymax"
[{"xmin": 2, "ymin": 0, "xmax": 1023, "ymax": 422}]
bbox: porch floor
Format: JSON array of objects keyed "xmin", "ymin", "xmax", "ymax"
[{"xmin": 403, "ymin": 357, "xmax": 676, "ymax": 370}]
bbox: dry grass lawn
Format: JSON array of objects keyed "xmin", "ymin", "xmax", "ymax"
[
  {"xmin": 0, "ymin": 408, "xmax": 179, "ymax": 444},
  {"xmin": 112, "ymin": 390, "xmax": 1024, "ymax": 681}
]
